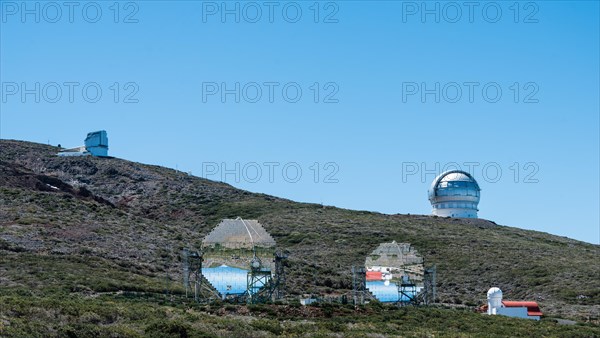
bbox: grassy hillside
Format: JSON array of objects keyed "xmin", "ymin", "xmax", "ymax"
[
  {"xmin": 0, "ymin": 139, "xmax": 598, "ymax": 336},
  {"xmin": 2, "ymin": 293, "xmax": 599, "ymax": 337}
]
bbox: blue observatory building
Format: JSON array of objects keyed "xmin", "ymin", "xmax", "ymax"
[
  {"xmin": 428, "ymin": 170, "xmax": 481, "ymax": 218},
  {"xmin": 57, "ymin": 130, "xmax": 109, "ymax": 157}
]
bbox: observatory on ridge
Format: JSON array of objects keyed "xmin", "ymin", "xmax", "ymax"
[
  {"xmin": 57, "ymin": 130, "xmax": 109, "ymax": 157},
  {"xmin": 183, "ymin": 218, "xmax": 286, "ymax": 303},
  {"xmin": 428, "ymin": 170, "xmax": 480, "ymax": 218}
]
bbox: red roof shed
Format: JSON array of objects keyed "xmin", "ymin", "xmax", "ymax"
[{"xmin": 502, "ymin": 301, "xmax": 543, "ymax": 317}]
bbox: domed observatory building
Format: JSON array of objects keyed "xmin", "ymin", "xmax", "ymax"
[
  {"xmin": 484, "ymin": 287, "xmax": 542, "ymax": 320},
  {"xmin": 428, "ymin": 170, "xmax": 480, "ymax": 218}
]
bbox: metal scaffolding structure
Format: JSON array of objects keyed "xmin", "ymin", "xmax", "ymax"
[
  {"xmin": 398, "ymin": 275, "xmax": 418, "ymax": 306},
  {"xmin": 182, "ymin": 248, "xmax": 202, "ymax": 300},
  {"xmin": 246, "ymin": 256, "xmax": 273, "ymax": 304},
  {"xmin": 245, "ymin": 250, "xmax": 289, "ymax": 304},
  {"xmin": 352, "ymin": 266, "xmax": 375, "ymax": 306},
  {"xmin": 182, "ymin": 248, "xmax": 220, "ymax": 302},
  {"xmin": 418, "ymin": 265, "xmax": 437, "ymax": 305},
  {"xmin": 273, "ymin": 250, "xmax": 288, "ymax": 299}
]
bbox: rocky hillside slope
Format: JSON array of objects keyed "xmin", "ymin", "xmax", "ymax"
[{"xmin": 0, "ymin": 140, "xmax": 598, "ymax": 322}]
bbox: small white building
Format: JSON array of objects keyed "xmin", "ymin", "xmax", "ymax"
[
  {"xmin": 300, "ymin": 298, "xmax": 317, "ymax": 306},
  {"xmin": 485, "ymin": 287, "xmax": 542, "ymax": 320}
]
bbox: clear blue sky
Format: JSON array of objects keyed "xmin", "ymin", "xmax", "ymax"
[{"xmin": 1, "ymin": 1, "xmax": 598, "ymax": 244}]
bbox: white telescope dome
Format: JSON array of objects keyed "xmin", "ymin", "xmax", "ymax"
[
  {"xmin": 487, "ymin": 287, "xmax": 503, "ymax": 315},
  {"xmin": 428, "ymin": 170, "xmax": 480, "ymax": 218},
  {"xmin": 487, "ymin": 287, "xmax": 502, "ymax": 298}
]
